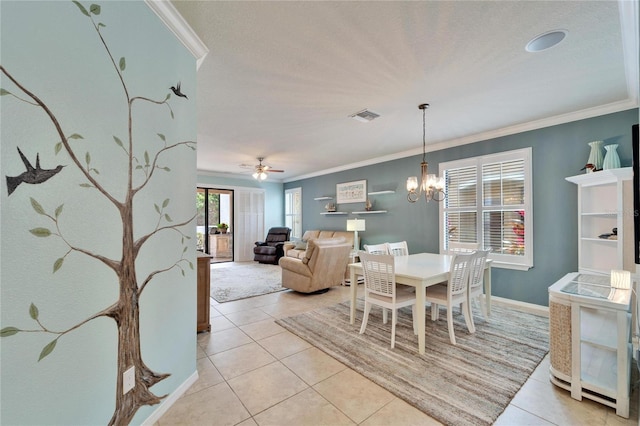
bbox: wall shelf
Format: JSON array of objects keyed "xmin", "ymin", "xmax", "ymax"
[
  {"xmin": 352, "ymin": 210, "xmax": 387, "ymax": 214},
  {"xmin": 320, "ymin": 212, "xmax": 347, "ymax": 215},
  {"xmin": 314, "ymin": 196, "xmax": 333, "ymax": 201},
  {"xmin": 367, "ymin": 190, "xmax": 395, "ymax": 195}
]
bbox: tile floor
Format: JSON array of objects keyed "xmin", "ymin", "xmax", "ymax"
[{"xmin": 157, "ymin": 284, "xmax": 639, "ymax": 425}]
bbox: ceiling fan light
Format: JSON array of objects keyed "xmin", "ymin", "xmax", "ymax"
[
  {"xmin": 252, "ymin": 171, "xmax": 259, "ymax": 179},
  {"xmin": 259, "ymin": 172, "xmax": 268, "ymax": 180}
]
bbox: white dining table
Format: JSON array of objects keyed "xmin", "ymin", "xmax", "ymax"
[{"xmin": 348, "ymin": 252, "xmax": 492, "ymax": 355}]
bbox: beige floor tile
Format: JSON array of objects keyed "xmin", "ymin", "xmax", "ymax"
[
  {"xmin": 210, "ymin": 342, "xmax": 277, "ymax": 380},
  {"xmin": 259, "ymin": 303, "xmax": 314, "ymax": 319},
  {"xmin": 227, "ymin": 362, "xmax": 308, "ymax": 416},
  {"xmin": 494, "ymin": 405, "xmax": 554, "ymax": 425},
  {"xmin": 210, "ymin": 314, "xmax": 237, "ymax": 331},
  {"xmin": 195, "ymin": 342, "xmax": 207, "ymax": 359},
  {"xmin": 528, "ymin": 353, "xmax": 551, "ymax": 383},
  {"xmin": 236, "ymin": 418, "xmax": 258, "ymax": 426},
  {"xmin": 185, "ymin": 356, "xmax": 225, "ymax": 395},
  {"xmin": 253, "ymin": 387, "xmax": 355, "ymax": 426},
  {"xmin": 313, "ymin": 369, "xmax": 395, "ymax": 424},
  {"xmin": 201, "ymin": 327, "xmax": 253, "ymax": 355},
  {"xmin": 240, "ymin": 318, "xmax": 286, "ymax": 341},
  {"xmin": 360, "ymin": 398, "xmax": 442, "ymax": 426},
  {"xmin": 226, "ymin": 307, "xmax": 274, "ymax": 326},
  {"xmin": 510, "ymin": 372, "xmax": 609, "ymax": 425},
  {"xmin": 281, "ymin": 347, "xmax": 347, "ymax": 385},
  {"xmin": 258, "ymin": 330, "xmax": 312, "ymax": 359},
  {"xmin": 158, "ymin": 381, "xmax": 250, "ymax": 426}
]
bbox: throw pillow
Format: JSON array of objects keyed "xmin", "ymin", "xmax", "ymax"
[{"xmin": 294, "ymin": 241, "xmax": 307, "ymax": 250}]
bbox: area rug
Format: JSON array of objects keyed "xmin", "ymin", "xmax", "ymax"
[
  {"xmin": 276, "ymin": 300, "xmax": 549, "ymax": 426},
  {"xmin": 210, "ymin": 262, "xmax": 285, "ymax": 303}
]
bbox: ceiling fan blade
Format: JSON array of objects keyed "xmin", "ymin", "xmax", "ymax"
[{"xmin": 267, "ymin": 169, "xmax": 284, "ymax": 173}]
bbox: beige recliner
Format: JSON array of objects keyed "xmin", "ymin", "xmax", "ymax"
[{"xmin": 279, "ymin": 238, "xmax": 352, "ymax": 293}]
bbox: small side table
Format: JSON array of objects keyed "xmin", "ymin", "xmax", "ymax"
[{"xmin": 343, "ymin": 251, "xmax": 363, "ymax": 286}]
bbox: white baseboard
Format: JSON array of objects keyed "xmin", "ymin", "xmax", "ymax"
[
  {"xmin": 491, "ymin": 295, "xmax": 549, "ymax": 317},
  {"xmin": 142, "ymin": 370, "xmax": 199, "ymax": 426}
]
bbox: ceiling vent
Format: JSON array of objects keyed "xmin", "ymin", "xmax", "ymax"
[{"xmin": 349, "ymin": 109, "xmax": 380, "ymax": 123}]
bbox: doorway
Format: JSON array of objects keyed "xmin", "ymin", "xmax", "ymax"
[{"xmin": 196, "ymin": 188, "xmax": 233, "ymax": 263}]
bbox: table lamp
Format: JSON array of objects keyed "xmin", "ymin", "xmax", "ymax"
[{"xmin": 346, "ymin": 219, "xmax": 366, "ymax": 251}]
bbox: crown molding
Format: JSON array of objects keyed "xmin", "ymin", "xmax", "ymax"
[{"xmin": 145, "ymin": 0, "xmax": 209, "ymax": 69}]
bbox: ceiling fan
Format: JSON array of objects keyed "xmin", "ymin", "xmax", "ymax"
[{"xmin": 242, "ymin": 157, "xmax": 284, "ymax": 180}]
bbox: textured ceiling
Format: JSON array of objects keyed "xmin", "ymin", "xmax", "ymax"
[{"xmin": 171, "ymin": 0, "xmax": 638, "ymax": 182}]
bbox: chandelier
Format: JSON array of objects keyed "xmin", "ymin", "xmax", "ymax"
[{"xmin": 406, "ymin": 103, "xmax": 446, "ymax": 203}]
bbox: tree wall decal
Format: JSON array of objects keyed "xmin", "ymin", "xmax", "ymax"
[{"xmin": 1, "ymin": 2, "xmax": 196, "ymax": 424}]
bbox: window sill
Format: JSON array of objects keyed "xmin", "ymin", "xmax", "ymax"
[{"xmin": 491, "ymin": 261, "xmax": 532, "ymax": 271}]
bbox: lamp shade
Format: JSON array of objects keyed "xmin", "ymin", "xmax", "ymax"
[{"xmin": 346, "ymin": 219, "xmax": 366, "ymax": 232}]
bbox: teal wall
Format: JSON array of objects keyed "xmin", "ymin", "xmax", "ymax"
[
  {"xmin": 197, "ymin": 173, "xmax": 285, "ymax": 231},
  {"xmin": 1, "ymin": 2, "xmax": 197, "ymax": 424},
  {"xmin": 285, "ymin": 109, "xmax": 639, "ymax": 306}
]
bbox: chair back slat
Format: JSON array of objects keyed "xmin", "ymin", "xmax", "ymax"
[
  {"xmin": 469, "ymin": 250, "xmax": 490, "ymax": 291},
  {"xmin": 448, "ymin": 253, "xmax": 473, "ymax": 296},
  {"xmin": 363, "ymin": 243, "xmax": 389, "ymax": 255},
  {"xmin": 386, "ymin": 241, "xmax": 409, "ymax": 256},
  {"xmin": 359, "ymin": 252, "xmax": 396, "ymax": 297}
]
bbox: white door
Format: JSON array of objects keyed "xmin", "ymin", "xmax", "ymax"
[{"xmin": 234, "ymin": 189, "xmax": 265, "ymax": 261}]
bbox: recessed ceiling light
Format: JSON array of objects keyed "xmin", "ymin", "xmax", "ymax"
[
  {"xmin": 525, "ymin": 29, "xmax": 568, "ymax": 52},
  {"xmin": 349, "ymin": 109, "xmax": 380, "ymax": 123}
]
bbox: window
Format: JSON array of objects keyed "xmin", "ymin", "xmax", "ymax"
[
  {"xmin": 285, "ymin": 187, "xmax": 302, "ymax": 239},
  {"xmin": 439, "ymin": 148, "xmax": 532, "ymax": 270}
]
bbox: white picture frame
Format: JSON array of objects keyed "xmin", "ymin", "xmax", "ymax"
[{"xmin": 336, "ymin": 180, "xmax": 367, "ymax": 204}]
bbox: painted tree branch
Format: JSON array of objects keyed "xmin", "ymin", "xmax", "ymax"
[
  {"xmin": 133, "ymin": 139, "xmax": 196, "ymax": 194},
  {"xmin": 133, "ymin": 214, "xmax": 196, "ymax": 258}
]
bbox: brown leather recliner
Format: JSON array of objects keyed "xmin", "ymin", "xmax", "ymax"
[
  {"xmin": 279, "ymin": 237, "xmax": 352, "ymax": 293},
  {"xmin": 253, "ymin": 227, "xmax": 291, "ymax": 264}
]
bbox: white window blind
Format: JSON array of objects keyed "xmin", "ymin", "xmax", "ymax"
[
  {"xmin": 285, "ymin": 187, "xmax": 302, "ymax": 239},
  {"xmin": 440, "ymin": 148, "xmax": 533, "ymax": 270}
]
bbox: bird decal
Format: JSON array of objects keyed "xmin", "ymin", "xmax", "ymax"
[
  {"xmin": 580, "ymin": 163, "xmax": 598, "ymax": 172},
  {"xmin": 169, "ymin": 82, "xmax": 188, "ymax": 99},
  {"xmin": 6, "ymin": 147, "xmax": 64, "ymax": 196}
]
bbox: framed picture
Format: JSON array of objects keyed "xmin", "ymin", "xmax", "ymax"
[{"xmin": 336, "ymin": 180, "xmax": 367, "ymax": 204}]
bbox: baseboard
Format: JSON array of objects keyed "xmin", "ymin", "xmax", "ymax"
[
  {"xmin": 141, "ymin": 370, "xmax": 199, "ymax": 425},
  {"xmin": 491, "ymin": 295, "xmax": 549, "ymax": 317}
]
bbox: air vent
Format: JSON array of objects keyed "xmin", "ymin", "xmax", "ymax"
[{"xmin": 349, "ymin": 109, "xmax": 380, "ymax": 123}]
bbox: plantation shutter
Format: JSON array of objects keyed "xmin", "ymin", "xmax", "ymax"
[{"xmin": 444, "ymin": 165, "xmax": 478, "ymax": 249}]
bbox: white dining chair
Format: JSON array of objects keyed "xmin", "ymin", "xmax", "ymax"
[
  {"xmin": 466, "ymin": 249, "xmax": 490, "ymax": 333},
  {"xmin": 425, "ymin": 252, "xmax": 474, "ymax": 345},
  {"xmin": 386, "ymin": 241, "xmax": 409, "ymax": 256},
  {"xmin": 358, "ymin": 251, "xmax": 416, "ymax": 348},
  {"xmin": 363, "ymin": 243, "xmax": 389, "ymax": 255}
]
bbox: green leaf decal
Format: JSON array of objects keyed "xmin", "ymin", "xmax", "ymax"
[
  {"xmin": 89, "ymin": 4, "xmax": 101, "ymax": 15},
  {"xmin": 55, "ymin": 142, "xmax": 63, "ymax": 155},
  {"xmin": 157, "ymin": 133, "xmax": 166, "ymax": 142},
  {"xmin": 79, "ymin": 183, "xmax": 93, "ymax": 188},
  {"xmin": 68, "ymin": 133, "xmax": 84, "ymax": 139},
  {"xmin": 0, "ymin": 88, "xmax": 11, "ymax": 96},
  {"xmin": 1, "ymin": 327, "xmax": 20, "ymax": 337},
  {"xmin": 154, "ymin": 204, "xmax": 160, "ymax": 214},
  {"xmin": 165, "ymin": 93, "xmax": 170, "ymax": 101},
  {"xmin": 72, "ymin": 0, "xmax": 90, "ymax": 16},
  {"xmin": 38, "ymin": 339, "xmax": 57, "ymax": 362},
  {"xmin": 98, "ymin": 23, "xmax": 106, "ymax": 28},
  {"xmin": 181, "ymin": 270, "xmax": 185, "ymax": 276},
  {"xmin": 113, "ymin": 136, "xmax": 123, "ymax": 147},
  {"xmin": 182, "ymin": 246, "xmax": 188, "ymax": 253},
  {"xmin": 30, "ymin": 228, "xmax": 51, "ymax": 237},
  {"xmin": 162, "ymin": 167, "xmax": 171, "ymax": 172},
  {"xmin": 164, "ymin": 214, "xmax": 172, "ymax": 222},
  {"xmin": 119, "ymin": 57, "xmax": 126, "ymax": 71},
  {"xmin": 184, "ymin": 235, "xmax": 191, "ymax": 240},
  {"xmin": 53, "ymin": 258, "xmax": 64, "ymax": 273},
  {"xmin": 144, "ymin": 151, "xmax": 149, "ymax": 165},
  {"xmin": 30, "ymin": 198, "xmax": 46, "ymax": 215},
  {"xmin": 85, "ymin": 152, "xmax": 91, "ymax": 165},
  {"xmin": 188, "ymin": 261, "xmax": 194, "ymax": 270},
  {"xmin": 170, "ymin": 110, "xmax": 174, "ymax": 119},
  {"xmin": 29, "ymin": 303, "xmax": 39, "ymax": 320},
  {"xmin": 55, "ymin": 204, "xmax": 64, "ymax": 218},
  {"xmin": 162, "ymin": 198, "xmax": 170, "ymax": 208},
  {"xmin": 135, "ymin": 165, "xmax": 143, "ymax": 170}
]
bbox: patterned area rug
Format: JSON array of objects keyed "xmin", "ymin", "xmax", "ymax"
[
  {"xmin": 276, "ymin": 300, "xmax": 549, "ymax": 426},
  {"xmin": 210, "ymin": 262, "xmax": 285, "ymax": 303}
]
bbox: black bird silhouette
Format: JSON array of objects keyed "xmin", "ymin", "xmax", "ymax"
[
  {"xmin": 170, "ymin": 82, "xmax": 188, "ymax": 99},
  {"xmin": 6, "ymin": 147, "xmax": 64, "ymax": 196}
]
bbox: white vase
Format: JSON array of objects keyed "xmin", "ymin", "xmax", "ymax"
[
  {"xmin": 603, "ymin": 144, "xmax": 621, "ymax": 170},
  {"xmin": 586, "ymin": 141, "xmax": 604, "ymax": 171}
]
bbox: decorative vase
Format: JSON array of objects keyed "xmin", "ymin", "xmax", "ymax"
[
  {"xmin": 603, "ymin": 144, "xmax": 621, "ymax": 170},
  {"xmin": 365, "ymin": 198, "xmax": 373, "ymax": 211},
  {"xmin": 586, "ymin": 140, "xmax": 604, "ymax": 172}
]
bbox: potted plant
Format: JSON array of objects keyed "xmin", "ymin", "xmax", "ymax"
[{"xmin": 217, "ymin": 223, "xmax": 229, "ymax": 234}]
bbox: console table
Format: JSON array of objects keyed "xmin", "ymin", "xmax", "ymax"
[{"xmin": 548, "ymin": 272, "xmax": 631, "ymax": 417}]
